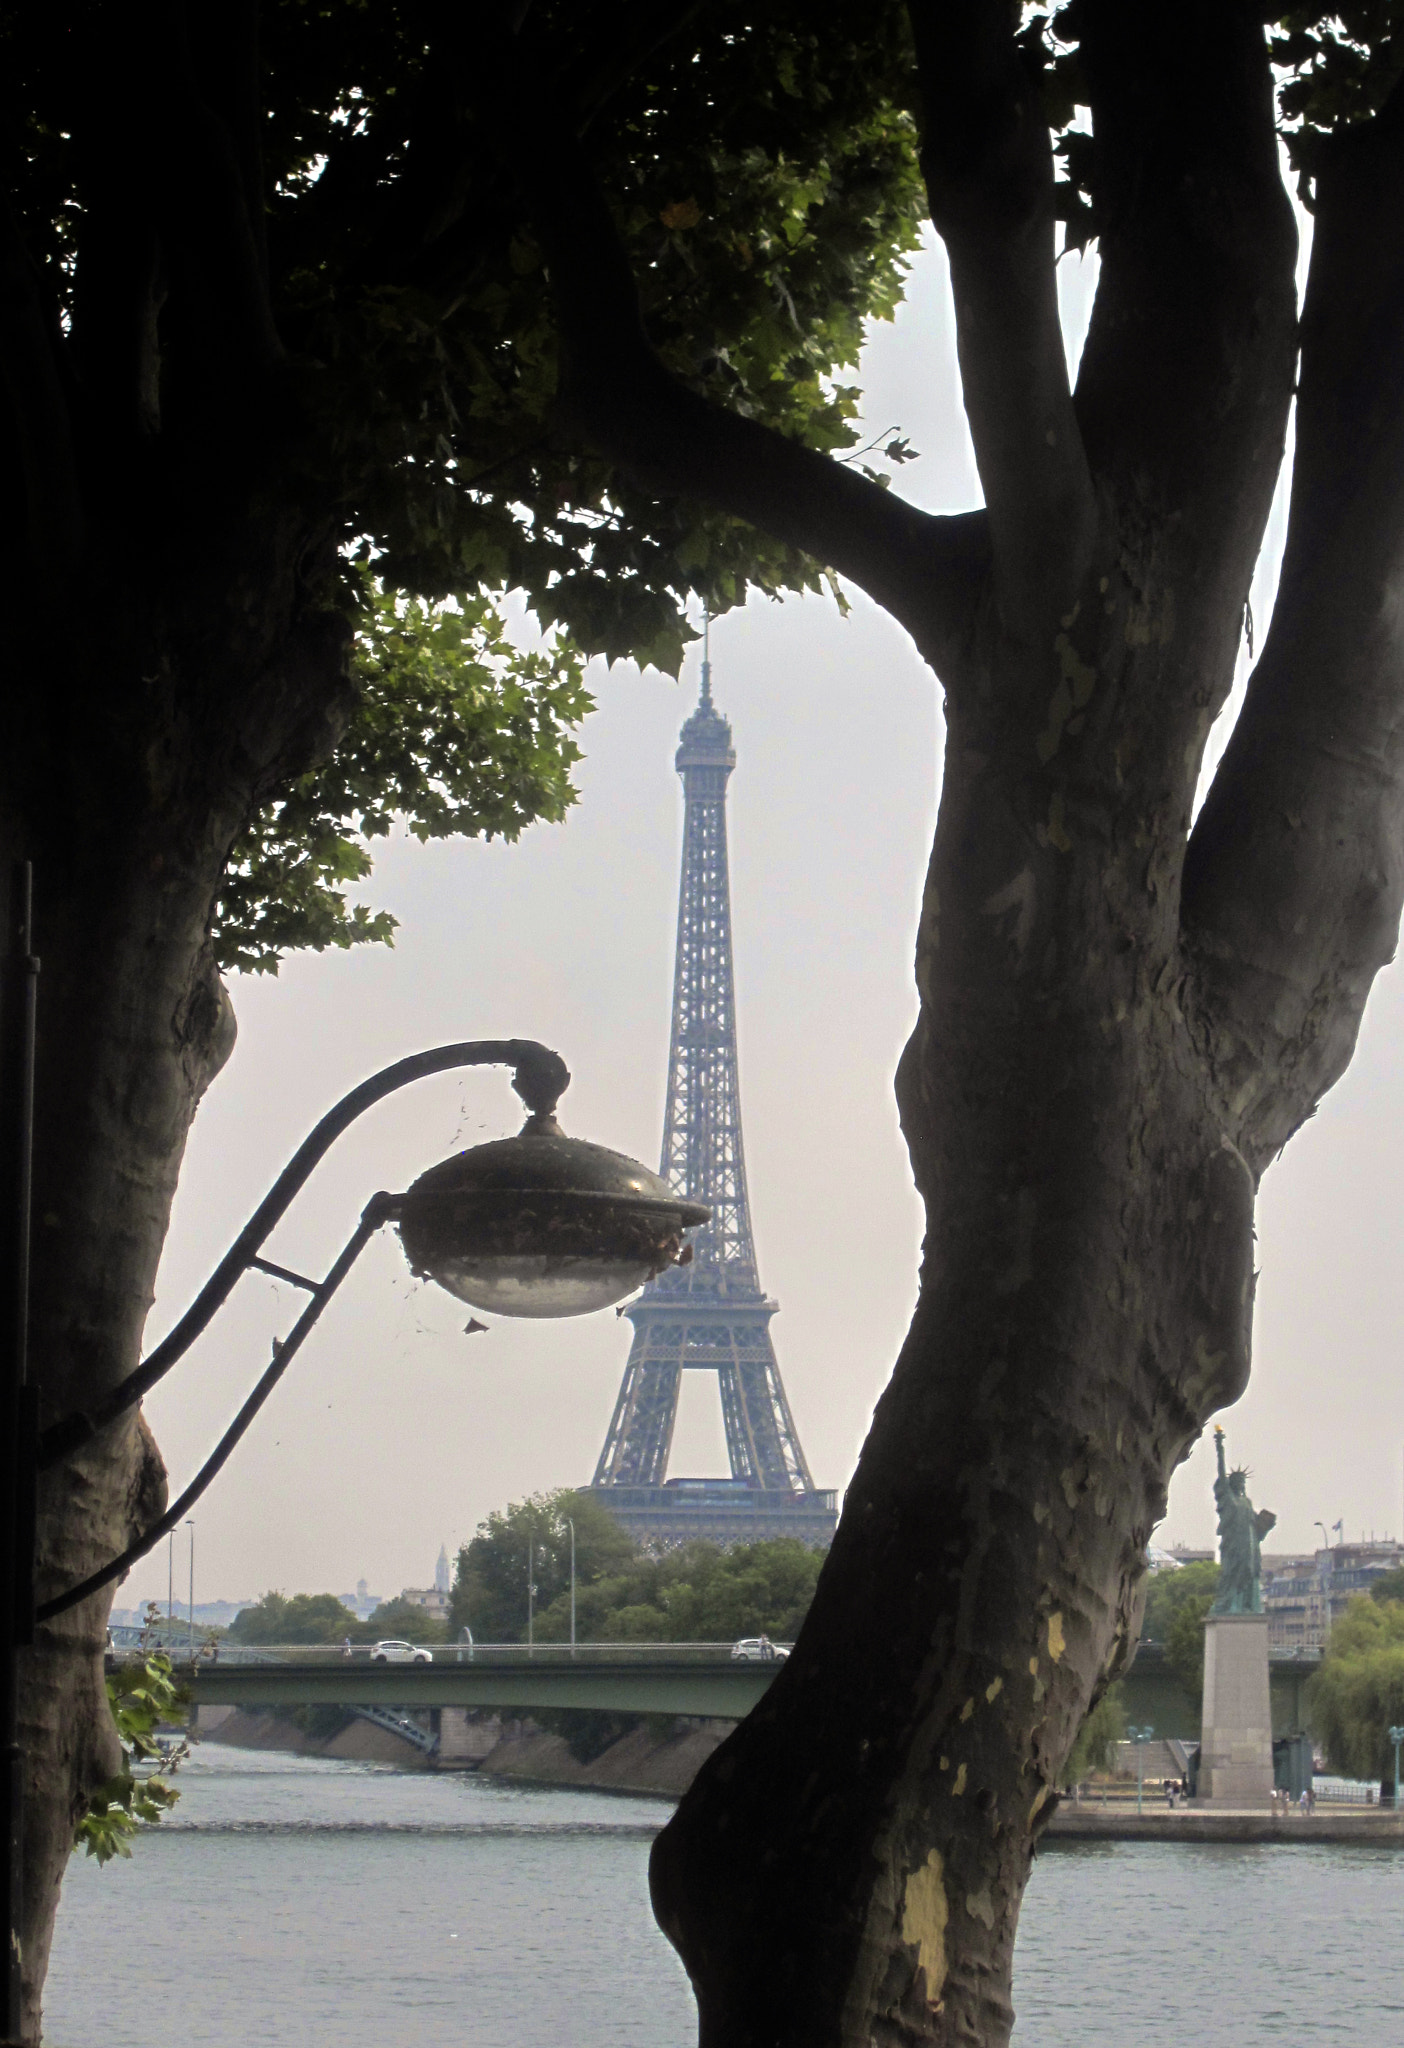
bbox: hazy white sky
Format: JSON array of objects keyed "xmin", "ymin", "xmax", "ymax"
[{"xmin": 125, "ymin": 223, "xmax": 1404, "ymax": 1614}]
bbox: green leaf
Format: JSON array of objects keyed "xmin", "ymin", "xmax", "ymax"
[
  {"xmin": 73, "ymin": 1645, "xmax": 189, "ymax": 1866},
  {"xmin": 214, "ymin": 580, "xmax": 593, "ymax": 974}
]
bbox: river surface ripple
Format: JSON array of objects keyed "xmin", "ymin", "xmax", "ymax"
[{"xmin": 44, "ymin": 1748, "xmax": 1403, "ymax": 2046}]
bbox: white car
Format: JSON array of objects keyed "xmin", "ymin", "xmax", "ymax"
[
  {"xmin": 369, "ymin": 1639, "xmax": 433, "ymax": 1664},
  {"xmin": 730, "ymin": 1637, "xmax": 788, "ymax": 1663}
]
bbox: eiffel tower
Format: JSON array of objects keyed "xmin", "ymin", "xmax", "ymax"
[{"xmin": 586, "ymin": 632, "xmax": 837, "ymax": 1550}]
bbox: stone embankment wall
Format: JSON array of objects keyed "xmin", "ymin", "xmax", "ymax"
[
  {"xmin": 474, "ymin": 1715, "xmax": 732, "ymax": 1798},
  {"xmin": 195, "ymin": 1702, "xmax": 733, "ymax": 1795},
  {"xmin": 194, "ymin": 1703, "xmax": 433, "ymax": 1768}
]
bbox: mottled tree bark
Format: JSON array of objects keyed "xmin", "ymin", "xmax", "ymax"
[
  {"xmin": 3, "ymin": 541, "xmax": 351, "ymax": 2034},
  {"xmin": 522, "ymin": 4, "xmax": 1404, "ymax": 2042}
]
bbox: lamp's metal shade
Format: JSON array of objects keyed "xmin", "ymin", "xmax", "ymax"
[{"xmin": 396, "ymin": 1118, "xmax": 709, "ymax": 1319}]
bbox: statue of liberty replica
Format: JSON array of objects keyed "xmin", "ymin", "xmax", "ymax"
[
  {"xmin": 1197, "ymin": 1426, "xmax": 1276, "ymax": 1806},
  {"xmin": 1210, "ymin": 1427, "xmax": 1277, "ymax": 1615}
]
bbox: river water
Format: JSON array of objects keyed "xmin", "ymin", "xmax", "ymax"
[{"xmin": 44, "ymin": 1747, "xmax": 1403, "ymax": 2046}]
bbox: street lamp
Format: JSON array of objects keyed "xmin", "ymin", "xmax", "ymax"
[
  {"xmin": 31, "ymin": 1037, "xmax": 706, "ymax": 1625},
  {"xmin": 568, "ymin": 1516, "xmax": 577, "ymax": 1660},
  {"xmin": 1127, "ymin": 1724, "xmax": 1155, "ymax": 1817},
  {"xmin": 186, "ymin": 1521, "xmax": 196, "ymax": 1667},
  {"xmin": 1314, "ymin": 1519, "xmax": 1335, "ymax": 1651},
  {"xmin": 1389, "ymin": 1725, "xmax": 1404, "ymax": 1811},
  {"xmin": 527, "ymin": 1539, "xmax": 536, "ymax": 1656}
]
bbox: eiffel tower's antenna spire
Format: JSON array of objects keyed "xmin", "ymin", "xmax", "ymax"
[{"xmin": 700, "ymin": 602, "xmax": 712, "ymax": 705}]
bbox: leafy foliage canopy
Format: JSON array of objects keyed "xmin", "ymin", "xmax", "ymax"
[
  {"xmin": 2, "ymin": 2, "xmax": 926, "ymax": 963},
  {"xmin": 1143, "ymin": 1561, "xmax": 1220, "ymax": 1708}
]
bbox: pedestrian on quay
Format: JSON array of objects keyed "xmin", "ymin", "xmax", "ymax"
[{"xmin": 343, "ymin": 1636, "xmax": 353, "ymax": 1658}]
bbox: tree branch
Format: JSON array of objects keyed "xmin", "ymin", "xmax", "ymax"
[
  {"xmin": 156, "ymin": 4, "xmax": 283, "ymax": 386},
  {"xmin": 492, "ymin": 74, "xmax": 984, "ymax": 671},
  {"xmin": 69, "ymin": 6, "xmax": 281, "ymax": 447},
  {"xmin": 1075, "ymin": 2, "xmax": 1296, "ymax": 570},
  {"xmin": 909, "ymin": 0, "xmax": 1095, "ymax": 633},
  {"xmin": 1183, "ymin": 89, "xmax": 1404, "ymax": 1171},
  {"xmin": 0, "ymin": 199, "xmax": 83, "ymax": 574}
]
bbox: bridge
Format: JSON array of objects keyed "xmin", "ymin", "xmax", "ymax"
[
  {"xmin": 1121, "ymin": 1642, "xmax": 1320, "ymax": 1740},
  {"xmin": 175, "ymin": 1645, "xmax": 784, "ymax": 1720},
  {"xmin": 125, "ymin": 1637, "xmax": 1323, "ymax": 1739}
]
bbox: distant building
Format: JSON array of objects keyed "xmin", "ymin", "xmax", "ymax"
[
  {"xmin": 109, "ymin": 1599, "xmax": 254, "ymax": 1629},
  {"xmin": 1263, "ymin": 1540, "xmax": 1404, "ymax": 1653},
  {"xmin": 400, "ymin": 1585, "xmax": 451, "ymax": 1620},
  {"xmin": 338, "ymin": 1578, "xmax": 382, "ymax": 1621},
  {"xmin": 435, "ymin": 1545, "xmax": 452, "ymax": 1595}
]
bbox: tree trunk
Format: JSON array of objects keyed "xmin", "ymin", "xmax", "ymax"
[
  {"xmin": 648, "ymin": 588, "xmax": 1262, "ymax": 2042},
  {"xmin": 648, "ymin": 25, "xmax": 1308, "ymax": 2001},
  {"xmin": 15, "ymin": 842, "xmax": 235, "ymax": 2033},
  {"xmin": 5, "ymin": 535, "xmax": 349, "ymax": 2037},
  {"xmin": 652, "ymin": 684, "xmax": 1269, "ymax": 2027}
]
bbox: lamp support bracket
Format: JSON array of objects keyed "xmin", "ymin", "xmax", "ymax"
[
  {"xmin": 37, "ymin": 1040, "xmax": 568, "ymax": 1471},
  {"xmin": 35, "ymin": 1193, "xmax": 400, "ymax": 1623}
]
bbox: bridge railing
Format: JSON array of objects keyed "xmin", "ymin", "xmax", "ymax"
[{"xmin": 110, "ymin": 1640, "xmax": 788, "ymax": 1668}]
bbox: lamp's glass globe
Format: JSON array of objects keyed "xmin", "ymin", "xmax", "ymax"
[
  {"xmin": 396, "ymin": 1118, "xmax": 708, "ymax": 1321},
  {"xmin": 417, "ymin": 1251, "xmax": 661, "ymax": 1319}
]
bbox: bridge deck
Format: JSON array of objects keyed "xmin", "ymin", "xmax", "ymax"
[{"xmin": 189, "ymin": 1657, "xmax": 777, "ymax": 1718}]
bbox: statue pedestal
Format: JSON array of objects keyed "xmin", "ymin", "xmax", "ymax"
[{"xmin": 1198, "ymin": 1613, "xmax": 1274, "ymax": 1808}]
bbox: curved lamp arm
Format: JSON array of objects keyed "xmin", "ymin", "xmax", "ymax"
[
  {"xmin": 38, "ymin": 1039, "xmax": 568, "ymax": 1472},
  {"xmin": 37, "ymin": 1195, "xmax": 394, "ymax": 1623}
]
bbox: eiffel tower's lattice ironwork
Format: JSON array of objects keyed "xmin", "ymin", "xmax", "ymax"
[{"xmin": 587, "ymin": 642, "xmax": 835, "ymax": 1549}]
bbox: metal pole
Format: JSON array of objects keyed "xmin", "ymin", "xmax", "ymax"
[
  {"xmin": 568, "ymin": 1517, "xmax": 576, "ymax": 1658},
  {"xmin": 187, "ymin": 1520, "xmax": 195, "ymax": 1666},
  {"xmin": 1315, "ymin": 1520, "xmax": 1333, "ymax": 1650},
  {"xmin": 527, "ymin": 1540, "xmax": 534, "ymax": 1655},
  {"xmin": 1, "ymin": 862, "xmax": 38, "ymax": 2048},
  {"xmin": 1128, "ymin": 1725, "xmax": 1153, "ymax": 1817},
  {"xmin": 167, "ymin": 1529, "xmax": 174, "ymax": 1635}
]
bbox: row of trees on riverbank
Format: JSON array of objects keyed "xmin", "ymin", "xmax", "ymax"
[
  {"xmin": 449, "ymin": 1490, "xmax": 825, "ymax": 1646},
  {"xmin": 226, "ymin": 1488, "xmax": 827, "ymax": 1651}
]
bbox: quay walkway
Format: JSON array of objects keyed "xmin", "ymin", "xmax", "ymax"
[{"xmin": 1046, "ymin": 1806, "xmax": 1404, "ymax": 1845}]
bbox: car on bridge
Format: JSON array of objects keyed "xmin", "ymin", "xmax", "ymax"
[
  {"xmin": 370, "ymin": 1639, "xmax": 435, "ymax": 1664},
  {"xmin": 731, "ymin": 1637, "xmax": 788, "ymax": 1663}
]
